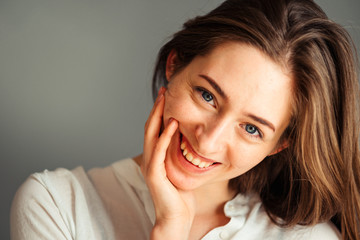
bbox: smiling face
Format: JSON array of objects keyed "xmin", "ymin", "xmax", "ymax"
[{"xmin": 162, "ymin": 42, "xmax": 293, "ymax": 192}]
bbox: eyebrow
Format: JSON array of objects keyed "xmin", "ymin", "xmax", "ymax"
[
  {"xmin": 199, "ymin": 74, "xmax": 227, "ymax": 99},
  {"xmin": 247, "ymin": 114, "xmax": 276, "ymax": 132}
]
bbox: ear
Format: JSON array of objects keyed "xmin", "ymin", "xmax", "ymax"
[
  {"xmin": 268, "ymin": 140, "xmax": 289, "ymax": 156},
  {"xmin": 165, "ymin": 49, "xmax": 178, "ymax": 81}
]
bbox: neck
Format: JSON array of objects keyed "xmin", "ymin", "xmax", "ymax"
[{"xmin": 193, "ymin": 181, "xmax": 235, "ymax": 216}]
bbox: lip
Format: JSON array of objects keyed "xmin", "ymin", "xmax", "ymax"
[{"xmin": 175, "ymin": 132, "xmax": 219, "ymax": 173}]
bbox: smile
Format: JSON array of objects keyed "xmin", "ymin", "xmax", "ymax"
[{"xmin": 180, "ymin": 135, "xmax": 218, "ymax": 169}]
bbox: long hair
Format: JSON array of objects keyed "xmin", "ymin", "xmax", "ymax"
[{"xmin": 152, "ymin": 0, "xmax": 360, "ymax": 239}]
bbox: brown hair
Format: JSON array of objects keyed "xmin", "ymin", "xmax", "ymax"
[{"xmin": 152, "ymin": 0, "xmax": 360, "ymax": 239}]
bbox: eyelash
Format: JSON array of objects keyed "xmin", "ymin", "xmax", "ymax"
[{"xmin": 194, "ymin": 86, "xmax": 263, "ymax": 140}]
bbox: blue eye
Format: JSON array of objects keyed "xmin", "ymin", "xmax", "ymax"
[
  {"xmin": 244, "ymin": 124, "xmax": 261, "ymax": 137},
  {"xmin": 196, "ymin": 87, "xmax": 215, "ymax": 107},
  {"xmin": 202, "ymin": 91, "xmax": 213, "ymax": 102}
]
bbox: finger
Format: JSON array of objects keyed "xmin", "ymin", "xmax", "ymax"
[
  {"xmin": 144, "ymin": 86, "xmax": 166, "ymax": 131},
  {"xmin": 144, "ymin": 92, "xmax": 166, "ymax": 148},
  {"xmin": 146, "ymin": 87, "xmax": 166, "ymax": 124},
  {"xmin": 144, "ymin": 96, "xmax": 164, "ymax": 151},
  {"xmin": 150, "ymin": 118, "xmax": 178, "ymax": 167},
  {"xmin": 142, "ymin": 119, "xmax": 178, "ymax": 179}
]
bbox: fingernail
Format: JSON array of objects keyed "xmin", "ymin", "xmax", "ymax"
[
  {"xmin": 167, "ymin": 117, "xmax": 174, "ymax": 124},
  {"xmin": 158, "ymin": 87, "xmax": 166, "ymax": 95},
  {"xmin": 156, "ymin": 92, "xmax": 164, "ymax": 103}
]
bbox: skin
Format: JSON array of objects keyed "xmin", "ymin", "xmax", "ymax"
[{"xmin": 138, "ymin": 42, "xmax": 293, "ymax": 240}]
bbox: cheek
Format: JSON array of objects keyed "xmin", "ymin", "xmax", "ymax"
[
  {"xmin": 229, "ymin": 145, "xmax": 272, "ymax": 173},
  {"xmin": 163, "ymin": 90, "xmax": 200, "ymax": 127}
]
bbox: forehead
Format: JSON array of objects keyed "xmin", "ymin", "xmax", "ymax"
[{"xmin": 196, "ymin": 42, "xmax": 290, "ymax": 83}]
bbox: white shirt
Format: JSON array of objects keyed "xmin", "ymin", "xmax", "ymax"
[{"xmin": 10, "ymin": 158, "xmax": 341, "ymax": 240}]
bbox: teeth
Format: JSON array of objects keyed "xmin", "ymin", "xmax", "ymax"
[
  {"xmin": 185, "ymin": 153, "xmax": 193, "ymax": 161},
  {"xmin": 192, "ymin": 158, "xmax": 200, "ymax": 166},
  {"xmin": 181, "ymin": 139, "xmax": 215, "ymax": 168},
  {"xmin": 198, "ymin": 162, "xmax": 206, "ymax": 168},
  {"xmin": 180, "ymin": 142, "xmax": 186, "ymax": 150}
]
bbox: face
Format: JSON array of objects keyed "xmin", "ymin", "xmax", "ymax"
[{"xmin": 163, "ymin": 42, "xmax": 293, "ymax": 192}]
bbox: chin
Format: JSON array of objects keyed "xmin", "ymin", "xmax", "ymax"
[{"xmin": 165, "ymin": 165, "xmax": 203, "ymax": 191}]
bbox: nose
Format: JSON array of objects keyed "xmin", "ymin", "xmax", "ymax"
[{"xmin": 194, "ymin": 116, "xmax": 233, "ymax": 154}]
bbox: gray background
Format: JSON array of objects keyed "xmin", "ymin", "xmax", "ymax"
[{"xmin": 1, "ymin": 0, "xmax": 359, "ymax": 239}]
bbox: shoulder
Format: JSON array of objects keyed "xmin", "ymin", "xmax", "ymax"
[
  {"xmin": 277, "ymin": 222, "xmax": 341, "ymax": 240},
  {"xmin": 10, "ymin": 167, "xmax": 86, "ymax": 239},
  {"xmin": 13, "ymin": 166, "xmax": 92, "ymax": 211},
  {"xmin": 11, "ymin": 166, "xmax": 88, "ymax": 213},
  {"xmin": 10, "ymin": 166, "xmax": 115, "ymax": 239},
  {"xmin": 223, "ymin": 194, "xmax": 341, "ymax": 240}
]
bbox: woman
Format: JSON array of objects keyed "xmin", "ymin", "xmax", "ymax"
[{"xmin": 11, "ymin": 0, "xmax": 360, "ymax": 239}]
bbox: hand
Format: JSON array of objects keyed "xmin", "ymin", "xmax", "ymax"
[{"xmin": 142, "ymin": 87, "xmax": 195, "ymax": 240}]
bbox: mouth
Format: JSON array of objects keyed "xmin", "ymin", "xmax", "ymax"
[{"xmin": 179, "ymin": 133, "xmax": 219, "ymax": 169}]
